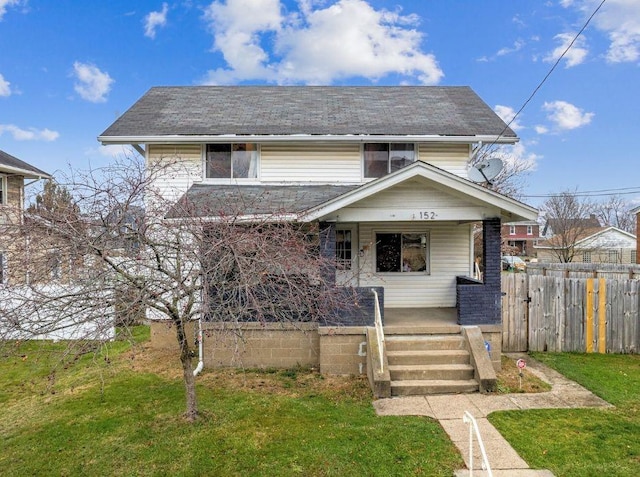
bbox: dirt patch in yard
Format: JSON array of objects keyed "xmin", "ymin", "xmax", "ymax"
[
  {"xmin": 496, "ymin": 354, "xmax": 552, "ymax": 393},
  {"xmin": 124, "ymin": 343, "xmax": 371, "ymax": 401}
]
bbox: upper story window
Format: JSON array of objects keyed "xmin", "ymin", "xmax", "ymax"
[
  {"xmin": 527, "ymin": 225, "xmax": 533, "ymax": 235},
  {"xmin": 364, "ymin": 143, "xmax": 415, "ymax": 178},
  {"xmin": 509, "ymin": 225, "xmax": 516, "ymax": 235},
  {"xmin": 206, "ymin": 144, "xmax": 258, "ymax": 179}
]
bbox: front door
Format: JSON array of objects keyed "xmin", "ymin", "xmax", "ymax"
[{"xmin": 335, "ymin": 225, "xmax": 358, "ymax": 287}]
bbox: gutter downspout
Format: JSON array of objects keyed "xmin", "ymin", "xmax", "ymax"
[{"xmin": 193, "ymin": 318, "xmax": 204, "ymax": 376}]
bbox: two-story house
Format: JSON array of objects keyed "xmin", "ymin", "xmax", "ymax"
[
  {"xmin": 0, "ymin": 150, "xmax": 51, "ymax": 285},
  {"xmin": 501, "ymin": 220, "xmax": 540, "ymax": 258},
  {"xmin": 99, "ymin": 86, "xmax": 538, "ymax": 395}
]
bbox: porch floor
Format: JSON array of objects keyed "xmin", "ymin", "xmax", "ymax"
[{"xmin": 383, "ymin": 307, "xmax": 460, "ymax": 334}]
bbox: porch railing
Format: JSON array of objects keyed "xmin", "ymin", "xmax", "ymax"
[
  {"xmin": 371, "ymin": 288, "xmax": 385, "ymax": 373},
  {"xmin": 462, "ymin": 411, "xmax": 493, "ymax": 477}
]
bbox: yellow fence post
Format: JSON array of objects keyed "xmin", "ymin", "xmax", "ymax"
[{"xmin": 586, "ymin": 278, "xmax": 594, "ymax": 353}]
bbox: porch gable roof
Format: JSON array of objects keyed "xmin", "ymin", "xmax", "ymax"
[{"xmin": 303, "ymin": 161, "xmax": 538, "ymax": 222}]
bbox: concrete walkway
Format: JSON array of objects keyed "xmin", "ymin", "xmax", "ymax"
[{"xmin": 373, "ymin": 354, "xmax": 613, "ymax": 476}]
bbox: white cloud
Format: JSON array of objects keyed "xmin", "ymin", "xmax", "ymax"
[
  {"xmin": 0, "ymin": 124, "xmax": 59, "ymax": 141},
  {"xmin": 201, "ymin": 0, "xmax": 443, "ymax": 85},
  {"xmin": 544, "ymin": 32, "xmax": 588, "ymax": 67},
  {"xmin": 85, "ymin": 144, "xmax": 137, "ymax": 160},
  {"xmin": 0, "ymin": 73, "xmax": 11, "ymax": 96},
  {"xmin": 494, "ymin": 105, "xmax": 523, "ymax": 131},
  {"xmin": 72, "ymin": 62, "xmax": 114, "ymax": 103},
  {"xmin": 562, "ymin": 0, "xmax": 640, "ymax": 63},
  {"xmin": 0, "ymin": 0, "xmax": 21, "ymax": 21},
  {"xmin": 542, "ymin": 100, "xmax": 594, "ymax": 130},
  {"xmin": 144, "ymin": 2, "xmax": 169, "ymax": 39},
  {"xmin": 535, "ymin": 125, "xmax": 549, "ymax": 134},
  {"xmin": 497, "ymin": 39, "xmax": 525, "ymax": 57},
  {"xmin": 492, "ymin": 142, "xmax": 540, "ymax": 172}
]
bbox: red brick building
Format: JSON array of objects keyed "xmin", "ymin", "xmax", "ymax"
[{"xmin": 501, "ymin": 220, "xmax": 540, "ymax": 258}]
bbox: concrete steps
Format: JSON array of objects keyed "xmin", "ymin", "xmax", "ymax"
[{"xmin": 385, "ymin": 333, "xmax": 479, "ymax": 396}]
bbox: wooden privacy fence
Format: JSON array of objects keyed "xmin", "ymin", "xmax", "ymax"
[{"xmin": 502, "ymin": 272, "xmax": 639, "ymax": 353}]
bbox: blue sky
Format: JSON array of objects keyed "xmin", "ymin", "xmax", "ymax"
[{"xmin": 0, "ymin": 0, "xmax": 639, "ymax": 208}]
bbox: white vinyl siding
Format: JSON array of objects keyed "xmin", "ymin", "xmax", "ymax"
[
  {"xmin": 418, "ymin": 143, "xmax": 470, "ymax": 178},
  {"xmin": 147, "ymin": 144, "xmax": 203, "ymax": 202},
  {"xmin": 358, "ymin": 179, "xmax": 471, "ymax": 208},
  {"xmin": 260, "ymin": 143, "xmax": 361, "ymax": 182},
  {"xmin": 358, "ymin": 222, "xmax": 471, "ymax": 307}
]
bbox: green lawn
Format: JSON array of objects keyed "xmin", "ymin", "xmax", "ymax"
[
  {"xmin": 0, "ymin": 328, "xmax": 462, "ymax": 476},
  {"xmin": 489, "ymin": 352, "xmax": 640, "ymax": 477}
]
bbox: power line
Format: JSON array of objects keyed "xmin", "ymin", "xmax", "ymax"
[
  {"xmin": 523, "ymin": 187, "xmax": 640, "ymax": 199},
  {"xmin": 491, "ymin": 0, "xmax": 607, "ymax": 145}
]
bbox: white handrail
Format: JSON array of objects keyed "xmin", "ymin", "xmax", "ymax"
[
  {"xmin": 371, "ymin": 289, "xmax": 385, "ymax": 373},
  {"xmin": 462, "ymin": 411, "xmax": 493, "ymax": 477}
]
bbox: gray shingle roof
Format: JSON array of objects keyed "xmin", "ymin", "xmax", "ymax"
[
  {"xmin": 100, "ymin": 86, "xmax": 516, "ymax": 139},
  {"xmin": 0, "ymin": 150, "xmax": 51, "ymax": 178},
  {"xmin": 166, "ymin": 184, "xmax": 361, "ymax": 219}
]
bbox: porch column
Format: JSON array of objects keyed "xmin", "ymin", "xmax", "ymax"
[
  {"xmin": 482, "ymin": 217, "xmax": 502, "ymax": 324},
  {"xmin": 457, "ymin": 217, "xmax": 502, "ymax": 326}
]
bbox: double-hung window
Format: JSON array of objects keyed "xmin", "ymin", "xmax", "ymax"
[
  {"xmin": 335, "ymin": 229, "xmax": 352, "ymax": 270},
  {"xmin": 206, "ymin": 144, "xmax": 258, "ymax": 179},
  {"xmin": 364, "ymin": 143, "xmax": 415, "ymax": 178},
  {"xmin": 375, "ymin": 232, "xmax": 429, "ymax": 273},
  {"xmin": 0, "ymin": 175, "xmax": 6, "ymax": 205}
]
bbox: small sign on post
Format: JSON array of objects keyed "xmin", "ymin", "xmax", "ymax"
[{"xmin": 516, "ymin": 358, "xmax": 526, "ymax": 390}]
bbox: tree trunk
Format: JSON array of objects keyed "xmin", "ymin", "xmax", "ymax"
[{"xmin": 175, "ymin": 318, "xmax": 198, "ymax": 421}]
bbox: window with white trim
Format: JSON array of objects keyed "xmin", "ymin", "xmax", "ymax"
[
  {"xmin": 608, "ymin": 250, "xmax": 620, "ymax": 263},
  {"xmin": 0, "ymin": 175, "xmax": 6, "ymax": 205},
  {"xmin": 375, "ymin": 232, "xmax": 429, "ymax": 273},
  {"xmin": 527, "ymin": 225, "xmax": 533, "ymax": 235},
  {"xmin": 335, "ymin": 229, "xmax": 352, "ymax": 270},
  {"xmin": 363, "ymin": 143, "xmax": 415, "ymax": 178},
  {"xmin": 206, "ymin": 144, "xmax": 258, "ymax": 179},
  {"xmin": 509, "ymin": 225, "xmax": 516, "ymax": 235},
  {"xmin": 583, "ymin": 251, "xmax": 591, "ymax": 263}
]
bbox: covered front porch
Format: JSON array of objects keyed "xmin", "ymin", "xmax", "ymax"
[{"xmin": 307, "ymin": 161, "xmax": 537, "ymax": 328}]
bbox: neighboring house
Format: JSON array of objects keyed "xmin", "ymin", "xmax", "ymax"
[
  {"xmin": 541, "ymin": 214, "xmax": 600, "ymax": 238},
  {"xmin": 632, "ymin": 205, "xmax": 640, "ymax": 264},
  {"xmin": 501, "ymin": 220, "xmax": 540, "ymax": 257},
  {"xmin": 535, "ymin": 226, "xmax": 637, "ymax": 264},
  {"xmin": 0, "ymin": 150, "xmax": 51, "ymax": 285},
  {"xmin": 99, "ymin": 86, "xmax": 537, "ymax": 392}
]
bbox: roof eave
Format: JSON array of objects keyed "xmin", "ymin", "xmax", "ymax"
[
  {"xmin": 0, "ymin": 165, "xmax": 52, "ymax": 180},
  {"xmin": 98, "ymin": 134, "xmax": 519, "ymax": 145}
]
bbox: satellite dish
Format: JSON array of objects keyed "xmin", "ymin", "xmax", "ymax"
[{"xmin": 468, "ymin": 158, "xmax": 503, "ymax": 184}]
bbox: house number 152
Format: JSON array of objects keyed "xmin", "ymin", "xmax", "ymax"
[{"xmin": 419, "ymin": 211, "xmax": 437, "ymax": 220}]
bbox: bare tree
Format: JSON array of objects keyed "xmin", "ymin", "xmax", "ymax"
[
  {"xmin": 540, "ymin": 190, "xmax": 597, "ymax": 262},
  {"xmin": 1, "ymin": 156, "xmax": 356, "ymax": 421},
  {"xmin": 593, "ymin": 195, "xmax": 636, "ymax": 233},
  {"xmin": 470, "ymin": 144, "xmax": 534, "ymax": 200}
]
